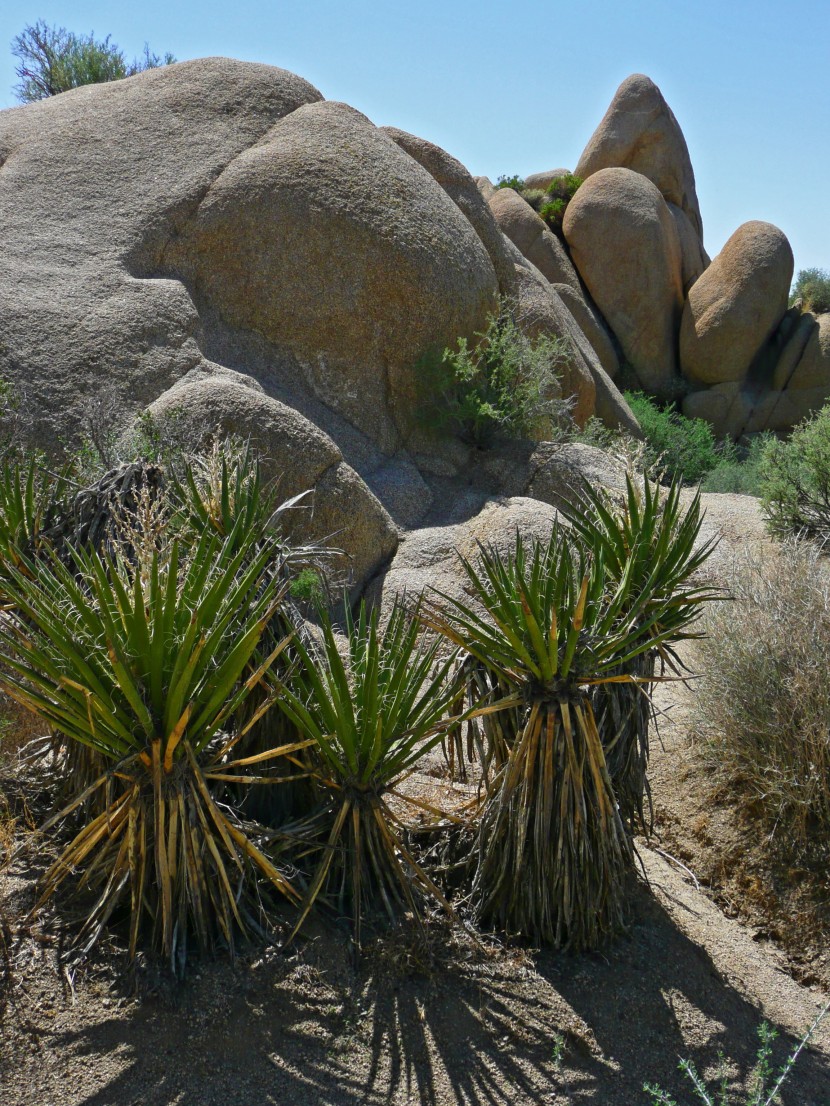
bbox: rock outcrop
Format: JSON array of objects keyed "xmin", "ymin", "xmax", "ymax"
[
  {"xmin": 575, "ymin": 73, "xmax": 703, "ymax": 242},
  {"xmin": 679, "ymin": 221, "xmax": 793, "ymax": 386},
  {"xmin": 563, "ymin": 168, "xmax": 684, "ymax": 399}
]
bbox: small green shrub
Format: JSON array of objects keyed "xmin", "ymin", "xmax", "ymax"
[
  {"xmin": 701, "ymin": 435, "xmax": 770, "ymax": 496},
  {"xmin": 645, "ymin": 1002, "xmax": 830, "ymax": 1105},
  {"xmin": 625, "ymin": 392, "xmax": 722, "ymax": 485},
  {"xmin": 288, "ymin": 567, "xmax": 325, "ymax": 605},
  {"xmin": 790, "ymin": 267, "xmax": 830, "ymax": 315},
  {"xmin": 538, "ymin": 174, "xmax": 582, "ymax": 235},
  {"xmin": 759, "ymin": 404, "xmax": 830, "ymax": 544},
  {"xmin": 418, "ymin": 310, "xmax": 572, "ymax": 447},
  {"xmin": 495, "ymin": 174, "xmax": 525, "ymax": 191},
  {"xmin": 696, "ymin": 542, "xmax": 830, "ymax": 850}
]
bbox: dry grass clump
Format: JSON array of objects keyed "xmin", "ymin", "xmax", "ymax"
[{"xmin": 696, "ymin": 543, "xmax": 830, "ymax": 850}]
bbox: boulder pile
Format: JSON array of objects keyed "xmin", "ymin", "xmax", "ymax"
[
  {"xmin": 0, "ymin": 60, "xmax": 825, "ymax": 598},
  {"xmin": 483, "ymin": 73, "xmax": 828, "ymax": 440}
]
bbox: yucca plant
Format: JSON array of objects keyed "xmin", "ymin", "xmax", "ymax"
[
  {"xmin": 563, "ymin": 475, "xmax": 719, "ymax": 833},
  {"xmin": 0, "ymin": 517, "xmax": 302, "ymax": 968},
  {"xmin": 276, "ymin": 600, "xmax": 465, "ymax": 948},
  {"xmin": 170, "ymin": 438, "xmax": 332, "ymax": 827},
  {"xmin": 422, "ymin": 528, "xmax": 685, "ymax": 949},
  {"xmin": 0, "ymin": 455, "xmax": 73, "ymax": 583}
]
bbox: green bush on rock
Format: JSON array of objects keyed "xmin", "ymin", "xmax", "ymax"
[{"xmin": 418, "ymin": 309, "xmax": 573, "ymax": 447}]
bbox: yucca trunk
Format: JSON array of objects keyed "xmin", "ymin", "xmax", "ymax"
[
  {"xmin": 472, "ymin": 690, "xmax": 631, "ymax": 949},
  {"xmin": 591, "ymin": 650, "xmax": 656, "ymax": 836}
]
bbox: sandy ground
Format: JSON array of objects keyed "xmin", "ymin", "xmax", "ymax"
[{"xmin": 1, "ymin": 492, "xmax": 829, "ymax": 1106}]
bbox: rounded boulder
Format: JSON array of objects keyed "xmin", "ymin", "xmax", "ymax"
[
  {"xmin": 679, "ymin": 221, "xmax": 793, "ymax": 387},
  {"xmin": 563, "ymin": 167, "xmax": 684, "ymax": 400}
]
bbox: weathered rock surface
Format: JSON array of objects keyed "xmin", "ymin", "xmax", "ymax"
[
  {"xmin": 524, "ymin": 168, "xmax": 573, "ymax": 192},
  {"xmin": 563, "ymin": 168, "xmax": 684, "ymax": 399},
  {"xmin": 679, "ymin": 221, "xmax": 793, "ymax": 387},
  {"xmin": 369, "ymin": 497, "xmax": 560, "ymax": 613},
  {"xmin": 146, "ymin": 374, "xmax": 398, "ymax": 595},
  {"xmin": 683, "ymin": 377, "xmax": 830, "ymax": 438},
  {"xmin": 166, "ymin": 100, "xmax": 499, "ymax": 451},
  {"xmin": 0, "ymin": 58, "xmax": 324, "ymax": 449},
  {"xmin": 773, "ymin": 312, "xmax": 830, "ymax": 392},
  {"xmin": 668, "ymin": 203, "xmax": 710, "ymax": 294},
  {"xmin": 527, "ymin": 442, "xmax": 630, "ymax": 511},
  {"xmin": 507, "ymin": 242, "xmax": 640, "ymax": 436},
  {"xmin": 382, "ymin": 127, "xmax": 517, "ymax": 296},
  {"xmin": 488, "ymin": 188, "xmax": 581, "ymax": 292},
  {"xmin": 575, "ymin": 73, "xmax": 703, "ymax": 242},
  {"xmin": 552, "ymin": 283, "xmax": 620, "ymax": 380}
]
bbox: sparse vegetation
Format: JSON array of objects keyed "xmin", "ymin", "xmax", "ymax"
[
  {"xmin": 538, "ymin": 173, "xmax": 583, "ymax": 236},
  {"xmin": 418, "ymin": 308, "xmax": 573, "ymax": 447},
  {"xmin": 697, "ymin": 542, "xmax": 830, "ymax": 851},
  {"xmin": 11, "ymin": 20, "xmax": 174, "ymax": 102},
  {"xmin": 759, "ymin": 403, "xmax": 830, "ymax": 545},
  {"xmin": 790, "ymin": 267, "xmax": 830, "ymax": 315},
  {"xmin": 625, "ymin": 392, "xmax": 723, "ymax": 485},
  {"xmin": 645, "ymin": 1002, "xmax": 830, "ymax": 1105}
]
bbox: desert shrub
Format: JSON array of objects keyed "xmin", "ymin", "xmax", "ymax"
[
  {"xmin": 790, "ymin": 267, "xmax": 830, "ymax": 315},
  {"xmin": 12, "ymin": 21, "xmax": 174, "ymax": 102},
  {"xmin": 495, "ymin": 174, "xmax": 525, "ymax": 191},
  {"xmin": 538, "ymin": 173, "xmax": 582, "ymax": 236},
  {"xmin": 418, "ymin": 310, "xmax": 573, "ymax": 447},
  {"xmin": 759, "ymin": 405, "xmax": 830, "ymax": 545},
  {"xmin": 625, "ymin": 391, "xmax": 723, "ymax": 485},
  {"xmin": 700, "ymin": 435, "xmax": 770, "ymax": 496},
  {"xmin": 696, "ymin": 543, "xmax": 830, "ymax": 850},
  {"xmin": 645, "ymin": 1002, "xmax": 830, "ymax": 1105}
]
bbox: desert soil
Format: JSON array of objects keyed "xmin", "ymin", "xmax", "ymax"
[{"xmin": 1, "ymin": 492, "xmax": 829, "ymax": 1106}]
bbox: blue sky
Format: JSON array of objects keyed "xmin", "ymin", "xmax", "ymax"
[{"xmin": 1, "ymin": 0, "xmax": 828, "ymax": 274}]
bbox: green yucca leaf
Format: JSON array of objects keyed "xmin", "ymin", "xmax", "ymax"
[{"xmin": 276, "ymin": 598, "xmax": 462, "ymax": 942}]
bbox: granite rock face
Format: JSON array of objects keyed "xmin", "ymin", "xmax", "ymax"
[{"xmin": 563, "ymin": 167, "xmax": 684, "ymax": 400}]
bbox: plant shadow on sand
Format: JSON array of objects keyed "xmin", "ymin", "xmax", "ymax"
[{"xmin": 3, "ymin": 875, "xmax": 829, "ymax": 1106}]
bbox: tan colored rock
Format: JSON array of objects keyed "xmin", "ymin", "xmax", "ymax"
[
  {"xmin": 507, "ymin": 242, "xmax": 640, "ymax": 435},
  {"xmin": 524, "ymin": 168, "xmax": 573, "ymax": 191},
  {"xmin": 563, "ymin": 167, "xmax": 684, "ymax": 399},
  {"xmin": 0, "ymin": 57, "xmax": 323, "ymax": 451},
  {"xmin": 488, "ymin": 187, "xmax": 581, "ymax": 292},
  {"xmin": 527, "ymin": 442, "xmax": 630, "ymax": 511},
  {"xmin": 145, "ymin": 375, "xmax": 397, "ymax": 596},
  {"xmin": 576, "ymin": 73, "xmax": 703, "ymax": 240},
  {"xmin": 368, "ymin": 496, "xmax": 560, "ymax": 614},
  {"xmin": 774, "ymin": 313, "xmax": 830, "ymax": 391},
  {"xmin": 668, "ymin": 203, "xmax": 709, "ymax": 294},
  {"xmin": 381, "ymin": 127, "xmax": 516, "ymax": 296},
  {"xmin": 679, "ymin": 221, "xmax": 793, "ymax": 387},
  {"xmin": 682, "ymin": 377, "xmax": 830, "ymax": 438},
  {"xmin": 552, "ymin": 283, "xmax": 620, "ymax": 380},
  {"xmin": 474, "ymin": 175, "xmax": 497, "ymax": 201},
  {"xmin": 169, "ymin": 100, "xmax": 499, "ymax": 452}
]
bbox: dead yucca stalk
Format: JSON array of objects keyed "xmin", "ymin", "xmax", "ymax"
[{"xmin": 422, "ymin": 528, "xmax": 670, "ymax": 949}]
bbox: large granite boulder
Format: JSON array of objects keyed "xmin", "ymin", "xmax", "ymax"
[
  {"xmin": 164, "ymin": 100, "xmax": 499, "ymax": 452},
  {"xmin": 773, "ymin": 312, "xmax": 830, "ymax": 392},
  {"xmin": 679, "ymin": 221, "xmax": 793, "ymax": 387},
  {"xmin": 508, "ymin": 243, "xmax": 640, "ymax": 436},
  {"xmin": 0, "ymin": 58, "xmax": 324, "ymax": 450},
  {"xmin": 563, "ymin": 168, "xmax": 684, "ymax": 400},
  {"xmin": 524, "ymin": 168, "xmax": 573, "ymax": 192},
  {"xmin": 668, "ymin": 203, "xmax": 710, "ymax": 294},
  {"xmin": 575, "ymin": 73, "xmax": 703, "ymax": 242},
  {"xmin": 146, "ymin": 374, "xmax": 398, "ymax": 596},
  {"xmin": 381, "ymin": 127, "xmax": 517, "ymax": 296},
  {"xmin": 0, "ymin": 59, "xmax": 505, "ymax": 461},
  {"xmin": 552, "ymin": 283, "xmax": 620, "ymax": 381},
  {"xmin": 488, "ymin": 187, "xmax": 582, "ymax": 292}
]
